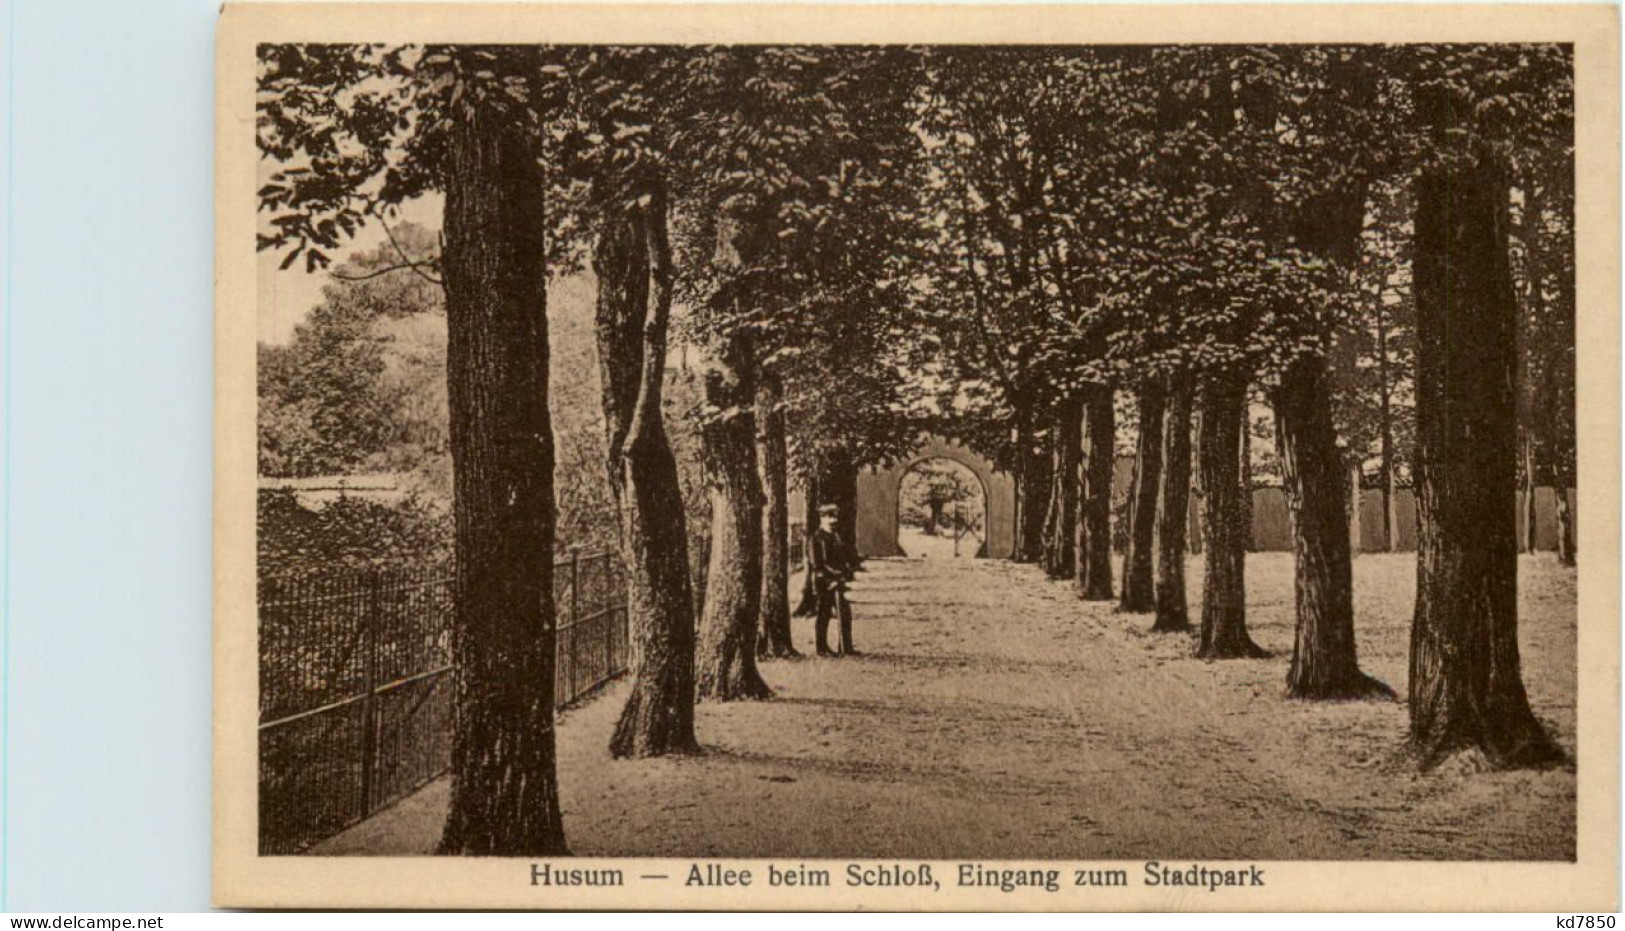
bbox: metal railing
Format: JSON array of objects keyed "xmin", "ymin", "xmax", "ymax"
[{"xmin": 257, "ymin": 550, "xmax": 629, "ymax": 855}]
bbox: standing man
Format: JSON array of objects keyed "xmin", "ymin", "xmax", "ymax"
[{"xmin": 811, "ymin": 503, "xmax": 859, "ymax": 656}]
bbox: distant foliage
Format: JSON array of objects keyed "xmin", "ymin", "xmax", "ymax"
[
  {"xmin": 546, "ymin": 275, "xmax": 620, "ymax": 553},
  {"xmin": 257, "ymin": 489, "xmax": 452, "ymax": 577},
  {"xmin": 663, "ymin": 365, "xmax": 716, "ymax": 602},
  {"xmin": 254, "ymin": 42, "xmax": 1575, "ymax": 572},
  {"xmin": 257, "ymin": 232, "xmax": 626, "ymax": 560},
  {"xmin": 257, "ymin": 226, "xmax": 445, "ymax": 479},
  {"xmin": 1337, "ymin": 178, "xmax": 1419, "ymax": 486},
  {"xmin": 899, "ymin": 459, "xmax": 985, "ymax": 535},
  {"xmin": 658, "ymin": 47, "xmax": 927, "ymax": 480}
]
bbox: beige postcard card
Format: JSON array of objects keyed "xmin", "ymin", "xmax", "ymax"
[{"xmin": 215, "ymin": 2, "xmax": 1620, "ymax": 910}]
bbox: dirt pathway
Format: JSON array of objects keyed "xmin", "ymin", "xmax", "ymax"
[{"xmin": 317, "ymin": 554, "xmax": 1575, "ymax": 860}]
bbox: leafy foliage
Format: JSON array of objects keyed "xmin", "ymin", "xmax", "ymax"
[
  {"xmin": 258, "ymin": 226, "xmax": 444, "ymax": 477},
  {"xmin": 256, "ymin": 41, "xmax": 1576, "ymax": 566},
  {"xmin": 1337, "ymin": 178, "xmax": 1418, "ymax": 485},
  {"xmin": 258, "ymin": 44, "xmax": 581, "ymax": 274},
  {"xmin": 1511, "ymin": 118, "xmax": 1577, "ymax": 489},
  {"xmin": 899, "ymin": 459, "xmax": 985, "ymax": 535},
  {"xmin": 910, "ymin": 44, "xmax": 1569, "ymax": 488},
  {"xmin": 257, "ymin": 488, "xmax": 451, "ymax": 577}
]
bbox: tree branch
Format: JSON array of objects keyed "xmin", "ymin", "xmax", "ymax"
[
  {"xmin": 329, "ymin": 260, "xmax": 444, "ymax": 285},
  {"xmin": 329, "ymin": 218, "xmax": 446, "ymax": 286},
  {"xmin": 380, "ymin": 221, "xmax": 445, "ymax": 286}
]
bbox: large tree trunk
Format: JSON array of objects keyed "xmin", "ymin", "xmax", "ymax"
[
  {"xmin": 1120, "ymin": 382, "xmax": 1165, "ymax": 612},
  {"xmin": 1550, "ymin": 163, "xmax": 1578, "ymax": 570},
  {"xmin": 436, "ymin": 80, "xmax": 567, "ymax": 855},
  {"xmin": 756, "ymin": 372, "xmax": 796, "ymax": 658},
  {"xmin": 1347, "ymin": 463, "xmax": 1363, "ymax": 556},
  {"xmin": 1556, "ymin": 491, "xmax": 1576, "ymax": 566},
  {"xmin": 1076, "ymin": 384, "xmax": 1115, "ymax": 601},
  {"xmin": 1016, "ymin": 415, "xmax": 1052, "ymax": 563},
  {"xmin": 594, "ymin": 209, "xmax": 646, "ymax": 518},
  {"xmin": 1378, "ymin": 310, "xmax": 1398, "ymax": 552},
  {"xmin": 1516, "ymin": 168, "xmax": 1545, "ymax": 557},
  {"xmin": 1014, "ymin": 474, "xmax": 1036, "ymax": 561},
  {"xmin": 1153, "ymin": 379, "xmax": 1194, "ymax": 632},
  {"xmin": 1407, "ymin": 143, "xmax": 1562, "ymax": 770},
  {"xmin": 1380, "ymin": 456, "xmax": 1396, "ymax": 552},
  {"xmin": 695, "ymin": 334, "xmax": 773, "ymax": 701},
  {"xmin": 1520, "ymin": 437, "xmax": 1539, "ymax": 553},
  {"xmin": 1273, "ymin": 355, "xmax": 1393, "ymax": 699},
  {"xmin": 1197, "ymin": 375, "xmax": 1265, "ymax": 659},
  {"xmin": 595, "ymin": 191, "xmax": 701, "ymax": 758},
  {"xmin": 793, "ymin": 474, "xmax": 819, "ymax": 616},
  {"xmin": 1188, "ymin": 408, "xmax": 1204, "ymax": 556},
  {"xmin": 823, "ymin": 452, "xmax": 860, "ymax": 564},
  {"xmin": 1043, "ymin": 399, "xmax": 1082, "ymax": 579},
  {"xmin": 689, "ymin": 522, "xmax": 711, "ymax": 622},
  {"xmin": 1039, "ymin": 454, "xmax": 1061, "ymax": 565},
  {"xmin": 1239, "ymin": 398, "xmax": 1254, "ymax": 553}
]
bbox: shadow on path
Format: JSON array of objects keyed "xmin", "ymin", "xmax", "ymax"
[{"xmin": 311, "ymin": 554, "xmax": 1576, "ymax": 862}]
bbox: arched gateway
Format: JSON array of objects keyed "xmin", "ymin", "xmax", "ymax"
[{"xmin": 855, "ymin": 434, "xmax": 1017, "ymax": 559}]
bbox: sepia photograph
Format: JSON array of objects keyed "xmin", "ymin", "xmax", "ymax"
[{"xmin": 215, "ymin": 2, "xmax": 1620, "ymax": 910}]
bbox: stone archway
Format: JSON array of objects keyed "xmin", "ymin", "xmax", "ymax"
[{"xmin": 856, "ymin": 434, "xmax": 1017, "ymax": 559}]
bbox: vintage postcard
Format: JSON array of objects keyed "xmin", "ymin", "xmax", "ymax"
[{"xmin": 215, "ymin": 2, "xmax": 1621, "ymax": 910}]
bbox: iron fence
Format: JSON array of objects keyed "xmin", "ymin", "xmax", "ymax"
[{"xmin": 258, "ymin": 550, "xmax": 629, "ymax": 855}]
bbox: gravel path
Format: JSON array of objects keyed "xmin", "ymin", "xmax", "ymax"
[{"xmin": 316, "ymin": 553, "xmax": 1575, "ymax": 860}]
